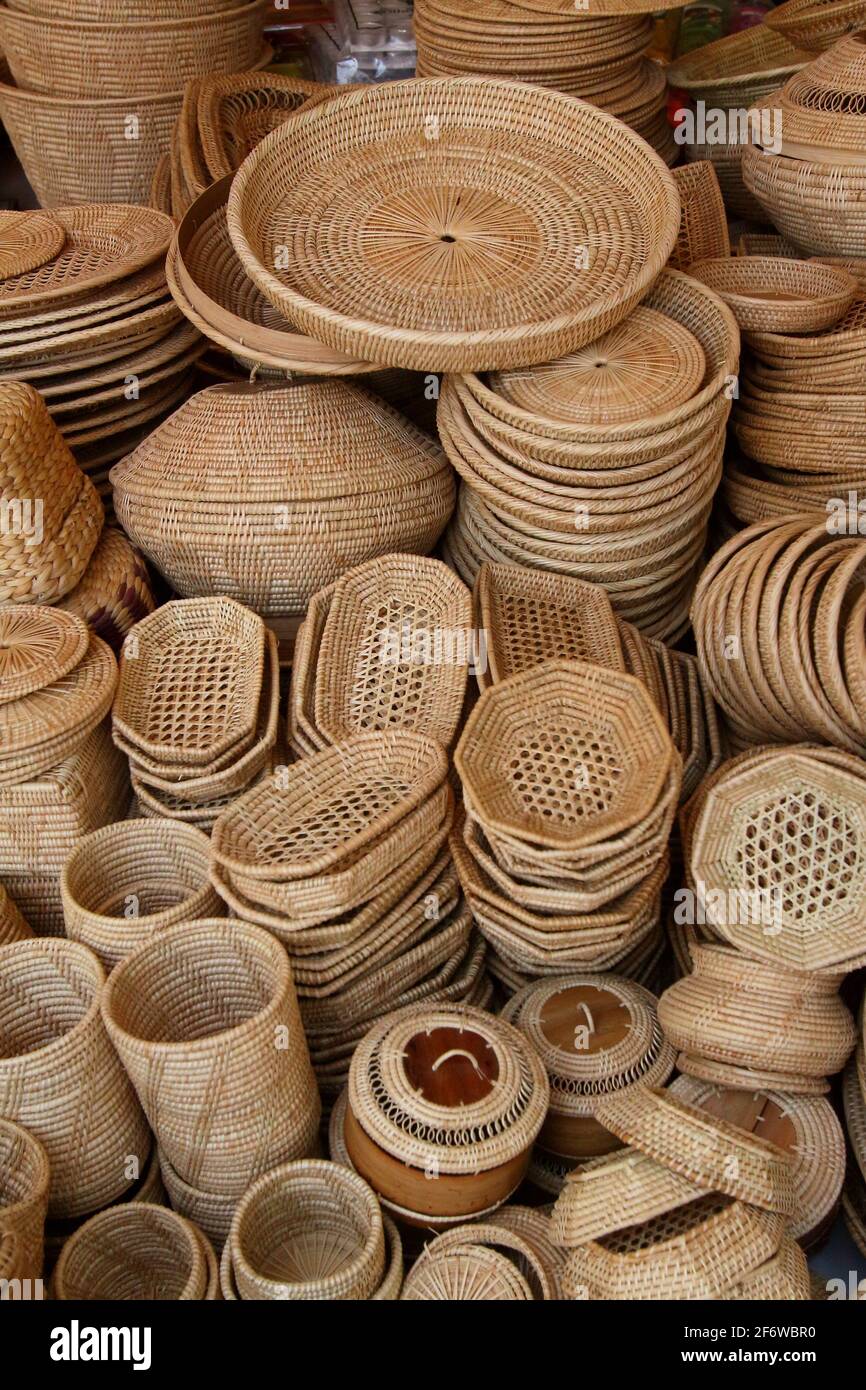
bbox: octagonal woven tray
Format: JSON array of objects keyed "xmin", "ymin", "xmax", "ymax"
[
  {"xmin": 454, "ymin": 659, "xmax": 673, "ymax": 851},
  {"xmin": 0, "ymin": 606, "xmax": 88, "ymax": 705},
  {"xmin": 226, "ymin": 76, "xmax": 680, "ymax": 372}
]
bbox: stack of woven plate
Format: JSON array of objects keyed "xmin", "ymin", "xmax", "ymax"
[
  {"xmin": 551, "ymin": 1083, "xmax": 808, "ymax": 1300},
  {"xmin": 413, "ymin": 0, "xmax": 677, "ymax": 165},
  {"xmin": 0, "ymin": 205, "xmax": 198, "ymax": 505},
  {"xmin": 452, "ymin": 660, "xmax": 681, "ymax": 984},
  {"xmin": 289, "ymin": 555, "xmax": 472, "ymax": 758},
  {"xmin": 209, "ymin": 733, "xmax": 489, "ymax": 1105},
  {"xmin": 441, "ymin": 269, "xmax": 739, "ymax": 641},
  {"xmin": 111, "ymin": 598, "xmax": 279, "ymax": 832},
  {"xmin": 743, "ymin": 33, "xmax": 866, "ymax": 256},
  {"xmin": 692, "ymin": 516, "xmax": 866, "ymax": 751},
  {"xmin": 0, "ymin": 0, "xmax": 270, "ymax": 206},
  {"xmin": 474, "ymin": 562, "xmax": 724, "ymax": 804}
]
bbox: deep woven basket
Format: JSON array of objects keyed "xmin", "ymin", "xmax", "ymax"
[
  {"xmin": 0, "ymin": 1118, "xmax": 49, "ymax": 1282},
  {"xmin": 52, "ymin": 1202, "xmax": 218, "ymax": 1300}
]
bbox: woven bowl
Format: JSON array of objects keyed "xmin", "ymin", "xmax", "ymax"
[
  {"xmin": 0, "ymin": 1118, "xmax": 49, "ymax": 1282},
  {"xmin": 687, "ymin": 256, "xmax": 857, "ymax": 332},
  {"xmin": 52, "ymin": 1203, "xmax": 218, "ymax": 1300},
  {"xmin": 742, "ymin": 144, "xmax": 866, "ymax": 257},
  {"xmin": 227, "ymin": 76, "xmax": 680, "ymax": 372},
  {"xmin": 100, "ymin": 919, "xmax": 320, "ymax": 1198},
  {"xmin": 61, "ymin": 819, "xmax": 223, "ymax": 970},
  {"xmin": 765, "ymin": 0, "xmax": 866, "ymax": 53},
  {"xmin": 0, "ymin": 937, "xmax": 149, "ymax": 1219},
  {"xmin": 669, "ymin": 163, "xmax": 730, "ymax": 270},
  {"xmin": 667, "ymin": 22, "xmax": 811, "ymax": 105},
  {"xmin": 226, "ymin": 1160, "xmax": 384, "ymax": 1301}
]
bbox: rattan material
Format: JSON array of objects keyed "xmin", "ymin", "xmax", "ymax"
[
  {"xmin": 0, "ymin": 606, "xmax": 88, "ymax": 704},
  {"xmin": 402, "ymin": 1242, "xmax": 533, "ymax": 1300},
  {"xmin": 225, "ymin": 1160, "xmax": 384, "ymax": 1301},
  {"xmin": 721, "ymin": 1234, "xmax": 810, "ymax": 1300},
  {"xmin": 158, "ymin": 1147, "xmax": 237, "ymax": 1253},
  {"xmin": 742, "ymin": 143, "xmax": 866, "ymax": 256},
  {"xmin": 0, "ymin": 937, "xmax": 148, "ymax": 1219},
  {"xmin": 669, "ymin": 163, "xmax": 731, "ymax": 270},
  {"xmin": 0, "ymin": 209, "xmax": 64, "ymax": 280},
  {"xmin": 593, "ymin": 1085, "xmax": 797, "ymax": 1215},
  {"xmin": 101, "ymin": 920, "xmax": 320, "ymax": 1198},
  {"xmin": 765, "ymin": 34, "xmax": 866, "ymax": 162},
  {"xmin": 409, "ymin": 1221, "xmax": 555, "ymax": 1299},
  {"xmin": 490, "ymin": 1204, "xmax": 566, "ymax": 1300},
  {"xmin": 765, "ymin": 0, "xmax": 866, "ymax": 54},
  {"xmin": 111, "ymin": 382, "xmax": 455, "ymax": 619},
  {"xmin": 227, "ymin": 76, "xmax": 680, "ymax": 373},
  {"xmin": 52, "ymin": 1203, "xmax": 218, "ymax": 1301},
  {"xmin": 0, "ymin": 1117, "xmax": 48, "ymax": 1282},
  {"xmin": 195, "ymin": 71, "xmax": 329, "ymax": 183},
  {"xmin": 55, "ymin": 526, "xmax": 155, "ymax": 653},
  {"xmin": 0, "ymin": 882, "xmax": 32, "ymax": 946},
  {"xmin": 668, "ymin": 22, "xmax": 811, "ymax": 104},
  {"xmin": 552, "ymin": 1147, "xmax": 704, "ymax": 1248},
  {"xmin": 0, "ymin": 1, "xmax": 268, "ymax": 98},
  {"xmin": 687, "ymin": 256, "xmax": 857, "ymax": 332},
  {"xmin": 61, "ymin": 819, "xmax": 223, "ymax": 970}
]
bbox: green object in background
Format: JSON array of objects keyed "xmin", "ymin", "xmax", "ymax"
[{"xmin": 676, "ymin": 2, "xmax": 729, "ymax": 53}]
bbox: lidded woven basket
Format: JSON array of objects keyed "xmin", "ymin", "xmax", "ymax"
[
  {"xmin": 501, "ymin": 975, "xmax": 676, "ymax": 1159},
  {"xmin": 110, "ymin": 382, "xmax": 455, "ymax": 619},
  {"xmin": 345, "ymin": 1002, "xmax": 549, "ymax": 1221},
  {"xmin": 52, "ymin": 1203, "xmax": 218, "ymax": 1301},
  {"xmin": 0, "ymin": 1117, "xmax": 49, "ymax": 1282}
]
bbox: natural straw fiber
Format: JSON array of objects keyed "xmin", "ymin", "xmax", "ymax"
[
  {"xmin": 669, "ymin": 163, "xmax": 731, "ymax": 270},
  {"xmin": 52, "ymin": 1203, "xmax": 218, "ymax": 1301},
  {"xmin": 0, "ymin": 209, "xmax": 64, "ymax": 279},
  {"xmin": 0, "ymin": 1118, "xmax": 49, "ymax": 1282},
  {"xmin": 402, "ymin": 1243, "xmax": 533, "ymax": 1300},
  {"xmin": 55, "ymin": 526, "xmax": 155, "ymax": 653},
  {"xmin": 552, "ymin": 1148, "xmax": 703, "ymax": 1248},
  {"xmin": 0, "ymin": 882, "xmax": 32, "ymax": 946},
  {"xmin": 687, "ymin": 256, "xmax": 857, "ymax": 333},
  {"xmin": 0, "ymin": 606, "xmax": 88, "ymax": 704},
  {"xmin": 158, "ymin": 1148, "xmax": 237, "ymax": 1254}
]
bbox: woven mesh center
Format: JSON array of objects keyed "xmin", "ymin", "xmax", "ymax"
[
  {"xmin": 599, "ymin": 1193, "xmax": 731, "ymax": 1254},
  {"xmin": 493, "ymin": 594, "xmax": 620, "ymax": 676},
  {"xmin": 737, "ymin": 790, "xmax": 860, "ymax": 917},
  {"xmin": 348, "ymin": 596, "xmax": 439, "ymax": 730},
  {"xmin": 509, "ymin": 727, "xmax": 623, "ymax": 826}
]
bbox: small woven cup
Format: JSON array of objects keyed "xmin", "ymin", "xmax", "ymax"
[
  {"xmin": 51, "ymin": 1203, "xmax": 218, "ymax": 1300},
  {"xmin": 227, "ymin": 1159, "xmax": 385, "ymax": 1301},
  {"xmin": 0, "ymin": 1117, "xmax": 49, "ymax": 1282},
  {"xmin": 101, "ymin": 919, "xmax": 320, "ymax": 1197},
  {"xmin": 61, "ymin": 818, "xmax": 224, "ymax": 969}
]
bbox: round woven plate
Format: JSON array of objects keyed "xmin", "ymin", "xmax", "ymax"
[
  {"xmin": 0, "ymin": 209, "xmax": 64, "ymax": 280},
  {"xmin": 687, "ymin": 256, "xmax": 857, "ymax": 333},
  {"xmin": 0, "ymin": 606, "xmax": 89, "ymax": 705},
  {"xmin": 227, "ymin": 76, "xmax": 680, "ymax": 372},
  {"xmin": 0, "ymin": 631, "xmax": 117, "ymax": 780},
  {"xmin": 487, "ymin": 308, "xmax": 705, "ymax": 427}
]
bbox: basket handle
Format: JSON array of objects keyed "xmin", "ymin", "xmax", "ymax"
[{"xmin": 431, "ymin": 1048, "xmax": 485, "ymax": 1078}]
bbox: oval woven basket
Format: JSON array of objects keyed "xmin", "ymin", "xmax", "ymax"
[
  {"xmin": 52, "ymin": 1203, "xmax": 218, "ymax": 1300},
  {"xmin": 100, "ymin": 919, "xmax": 320, "ymax": 1198},
  {"xmin": 687, "ymin": 255, "xmax": 857, "ymax": 332},
  {"xmin": 226, "ymin": 76, "xmax": 681, "ymax": 372},
  {"xmin": 61, "ymin": 819, "xmax": 223, "ymax": 970},
  {"xmin": 667, "ymin": 22, "xmax": 811, "ymax": 104},
  {"xmin": 0, "ymin": 1118, "xmax": 49, "ymax": 1283},
  {"xmin": 0, "ymin": 937, "xmax": 149, "ymax": 1219},
  {"xmin": 742, "ymin": 143, "xmax": 866, "ymax": 257},
  {"xmin": 225, "ymin": 1160, "xmax": 385, "ymax": 1301}
]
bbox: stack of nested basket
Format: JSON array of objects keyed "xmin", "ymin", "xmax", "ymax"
[
  {"xmin": 502, "ymin": 974, "xmax": 676, "ymax": 1196},
  {"xmin": 220, "ymin": 1160, "xmax": 403, "ymax": 1300},
  {"xmin": 744, "ymin": 33, "xmax": 866, "ymax": 256},
  {"xmin": 474, "ymin": 562, "xmax": 724, "ymax": 806},
  {"xmin": 330, "ymin": 1002, "xmax": 549, "ymax": 1231},
  {"xmin": 842, "ymin": 1035, "xmax": 866, "ymax": 1261},
  {"xmin": 51, "ymin": 1203, "xmax": 220, "ymax": 1301},
  {"xmin": 692, "ymin": 517, "xmax": 866, "ymax": 751},
  {"xmin": 668, "ymin": 21, "xmax": 810, "ymax": 220},
  {"xmin": 289, "ymin": 555, "xmax": 472, "ymax": 758},
  {"xmin": 209, "ymin": 733, "xmax": 490, "ymax": 1106},
  {"xmin": 0, "ymin": 207, "xmax": 199, "ymax": 505},
  {"xmin": 101, "ymin": 919, "xmax": 321, "ymax": 1253},
  {"xmin": 112, "ymin": 598, "xmax": 280, "ymax": 832},
  {"xmin": 0, "ymin": 0, "xmax": 270, "ymax": 206},
  {"xmin": 413, "ymin": 0, "xmax": 677, "ymax": 165},
  {"xmin": 452, "ymin": 660, "xmax": 681, "ymax": 987},
  {"xmin": 551, "ymin": 1083, "xmax": 809, "ymax": 1300},
  {"xmin": 441, "ymin": 269, "xmax": 739, "ymax": 641},
  {"xmin": 110, "ymin": 384, "xmax": 455, "ymax": 643}
]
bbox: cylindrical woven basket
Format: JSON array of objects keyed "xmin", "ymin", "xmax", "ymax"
[
  {"xmin": 61, "ymin": 819, "xmax": 223, "ymax": 970},
  {"xmin": 52, "ymin": 1202, "xmax": 218, "ymax": 1300},
  {"xmin": 0, "ymin": 1117, "xmax": 49, "ymax": 1282},
  {"xmin": 0, "ymin": 938, "xmax": 149, "ymax": 1219},
  {"xmin": 158, "ymin": 1147, "xmax": 237, "ymax": 1253},
  {"xmin": 101, "ymin": 919, "xmax": 321, "ymax": 1197},
  {"xmin": 225, "ymin": 1159, "xmax": 384, "ymax": 1301}
]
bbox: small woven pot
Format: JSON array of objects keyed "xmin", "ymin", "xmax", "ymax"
[
  {"xmin": 0, "ymin": 1117, "xmax": 49, "ymax": 1282},
  {"xmin": 61, "ymin": 819, "xmax": 223, "ymax": 970},
  {"xmin": 101, "ymin": 919, "xmax": 320, "ymax": 1197},
  {"xmin": 52, "ymin": 1203, "xmax": 218, "ymax": 1300},
  {"xmin": 0, "ymin": 937, "xmax": 149, "ymax": 1219},
  {"xmin": 0, "ymin": 881, "xmax": 32, "ymax": 945},
  {"xmin": 226, "ymin": 1160, "xmax": 384, "ymax": 1301}
]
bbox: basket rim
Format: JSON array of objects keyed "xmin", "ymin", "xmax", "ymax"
[
  {"xmin": 60, "ymin": 817, "xmax": 214, "ymax": 931},
  {"xmin": 0, "ymin": 0, "xmax": 268, "ymax": 34}
]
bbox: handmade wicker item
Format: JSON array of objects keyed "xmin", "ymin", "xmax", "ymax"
[
  {"xmin": 0, "ymin": 1117, "xmax": 49, "ymax": 1282},
  {"xmin": 687, "ymin": 256, "xmax": 857, "ymax": 332},
  {"xmin": 52, "ymin": 1203, "xmax": 218, "ymax": 1301}
]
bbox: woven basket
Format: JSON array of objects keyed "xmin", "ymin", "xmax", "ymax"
[
  {"xmin": 402, "ymin": 1242, "xmax": 534, "ymax": 1299},
  {"xmin": 0, "ymin": 881, "xmax": 32, "ymax": 945},
  {"xmin": 111, "ymin": 382, "xmax": 455, "ymax": 620},
  {"xmin": 52, "ymin": 1203, "xmax": 218, "ymax": 1300},
  {"xmin": 8, "ymin": 0, "xmax": 242, "ymax": 13},
  {"xmin": 687, "ymin": 256, "xmax": 857, "ymax": 332},
  {"xmin": 0, "ymin": 0, "xmax": 268, "ymax": 98},
  {"xmin": 668, "ymin": 22, "xmax": 811, "ymax": 104},
  {"xmin": 158, "ymin": 1148, "xmax": 237, "ymax": 1253},
  {"xmin": 195, "ymin": 71, "xmax": 330, "ymax": 183},
  {"xmin": 669, "ymin": 163, "xmax": 730, "ymax": 270},
  {"xmin": 0, "ymin": 937, "xmax": 149, "ymax": 1219},
  {"xmin": 55, "ymin": 526, "xmax": 155, "ymax": 653},
  {"xmin": 765, "ymin": 0, "xmax": 866, "ymax": 54},
  {"xmin": 408, "ymin": 1221, "xmax": 555, "ymax": 1300},
  {"xmin": 742, "ymin": 143, "xmax": 866, "ymax": 256},
  {"xmin": 0, "ymin": 1118, "xmax": 49, "ymax": 1282},
  {"xmin": 0, "ymin": 83, "xmax": 183, "ymax": 208},
  {"xmin": 224, "ymin": 1160, "xmax": 384, "ymax": 1301},
  {"xmin": 101, "ymin": 919, "xmax": 320, "ymax": 1198},
  {"xmin": 61, "ymin": 819, "xmax": 223, "ymax": 970},
  {"xmin": 552, "ymin": 1147, "xmax": 703, "ymax": 1248},
  {"xmin": 226, "ymin": 76, "xmax": 680, "ymax": 372}
]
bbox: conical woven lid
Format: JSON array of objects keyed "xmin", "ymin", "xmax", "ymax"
[{"xmin": 110, "ymin": 382, "xmax": 450, "ymax": 503}]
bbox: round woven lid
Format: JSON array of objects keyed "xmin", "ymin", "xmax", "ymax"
[
  {"xmin": 0, "ymin": 209, "xmax": 64, "ymax": 280},
  {"xmin": 401, "ymin": 1243, "xmax": 533, "ymax": 1300},
  {"xmin": 0, "ymin": 630, "xmax": 116, "ymax": 762},
  {"xmin": 454, "ymin": 660, "xmax": 674, "ymax": 851},
  {"xmin": 689, "ymin": 750, "xmax": 866, "ymax": 972},
  {"xmin": 226, "ymin": 76, "xmax": 680, "ymax": 372},
  {"xmin": 487, "ymin": 308, "xmax": 706, "ymax": 427},
  {"xmin": 593, "ymin": 1086, "xmax": 797, "ymax": 1215},
  {"xmin": 670, "ymin": 1077, "xmax": 845, "ymax": 1244},
  {"xmin": 0, "ymin": 605, "xmax": 88, "ymax": 704},
  {"xmin": 501, "ymin": 975, "xmax": 676, "ymax": 1118},
  {"xmin": 347, "ymin": 1002, "xmax": 549, "ymax": 1176}
]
